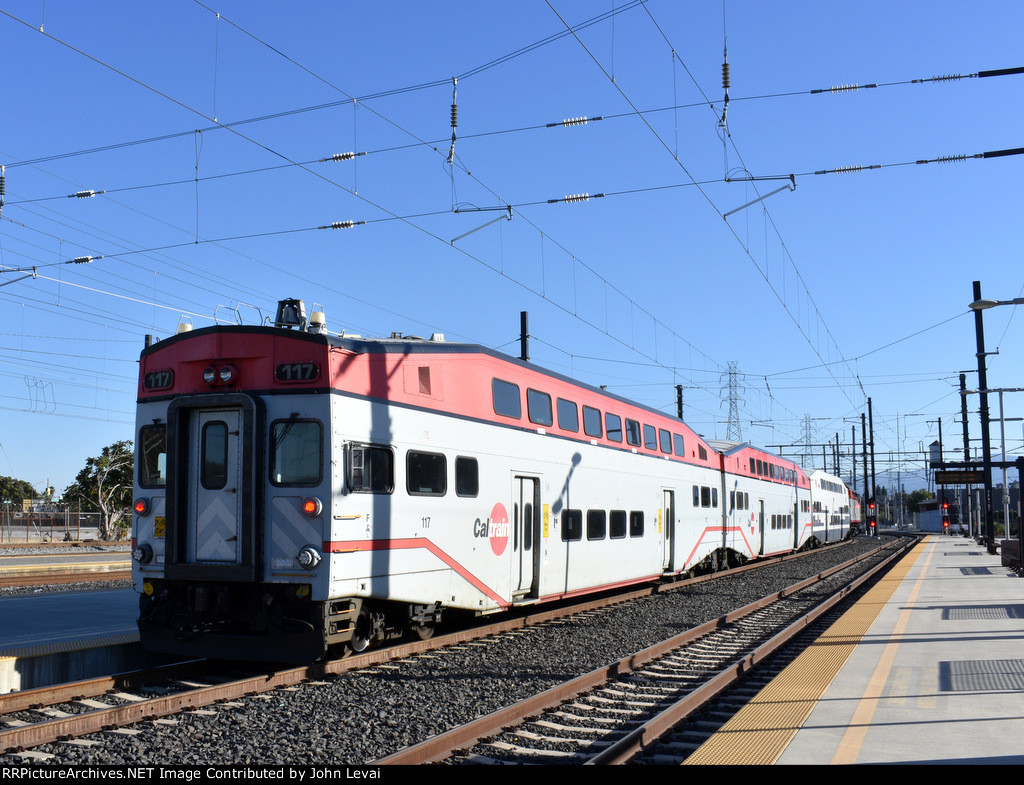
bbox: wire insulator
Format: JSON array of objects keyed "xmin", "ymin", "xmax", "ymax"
[
  {"xmin": 319, "ymin": 220, "xmax": 366, "ymax": 230},
  {"xmin": 450, "ymin": 104, "xmax": 458, "ymax": 128},
  {"xmin": 326, "ymin": 152, "xmax": 358, "ymax": 162},
  {"xmin": 548, "ymin": 193, "xmax": 604, "ymax": 204},
  {"xmin": 934, "ymin": 154, "xmax": 970, "ymax": 164},
  {"xmin": 563, "ymin": 116, "xmax": 589, "ymax": 126},
  {"xmin": 71, "ymin": 256, "xmax": 95, "ymax": 264},
  {"xmin": 722, "ymin": 61, "xmax": 731, "ymax": 91},
  {"xmin": 71, "ymin": 190, "xmax": 100, "ymax": 198},
  {"xmin": 914, "ymin": 73, "xmax": 966, "ymax": 84}
]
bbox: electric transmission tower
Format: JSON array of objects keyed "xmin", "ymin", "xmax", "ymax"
[{"xmin": 721, "ymin": 362, "xmax": 744, "ymax": 441}]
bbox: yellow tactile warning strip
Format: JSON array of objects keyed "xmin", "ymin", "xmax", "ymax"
[{"xmin": 683, "ymin": 537, "xmax": 930, "ymax": 765}]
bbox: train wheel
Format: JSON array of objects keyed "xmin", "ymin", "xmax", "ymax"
[
  {"xmin": 347, "ymin": 607, "xmax": 374, "ymax": 654},
  {"xmin": 411, "ymin": 621, "xmax": 435, "ymax": 641}
]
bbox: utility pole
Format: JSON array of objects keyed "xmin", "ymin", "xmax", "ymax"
[
  {"xmin": 973, "ymin": 280, "xmax": 997, "ymax": 554},
  {"xmin": 869, "ymin": 398, "xmax": 877, "ymax": 524},
  {"xmin": 960, "ymin": 373, "xmax": 973, "ymax": 537},
  {"xmin": 519, "ymin": 311, "xmax": 529, "ymax": 362}
]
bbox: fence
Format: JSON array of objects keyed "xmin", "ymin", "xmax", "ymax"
[{"xmin": 0, "ymin": 510, "xmax": 105, "ymax": 542}]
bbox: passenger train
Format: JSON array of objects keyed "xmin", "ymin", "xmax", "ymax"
[{"xmin": 130, "ymin": 299, "xmax": 856, "ymax": 663}]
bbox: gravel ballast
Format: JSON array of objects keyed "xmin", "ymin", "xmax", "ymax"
[{"xmin": 4, "ymin": 535, "xmax": 905, "ymax": 765}]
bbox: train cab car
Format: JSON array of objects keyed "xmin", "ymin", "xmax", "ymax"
[
  {"xmin": 131, "ymin": 299, "xmax": 858, "ymax": 664},
  {"xmin": 131, "ymin": 300, "xmax": 728, "ymax": 662}
]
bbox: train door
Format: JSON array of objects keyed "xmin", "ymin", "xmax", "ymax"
[
  {"xmin": 188, "ymin": 409, "xmax": 243, "ymax": 564},
  {"xmin": 793, "ymin": 501, "xmax": 799, "ymax": 550},
  {"xmin": 661, "ymin": 489, "xmax": 674, "ymax": 571},
  {"xmin": 758, "ymin": 500, "xmax": 765, "ymax": 556},
  {"xmin": 512, "ymin": 476, "xmax": 540, "ymax": 599}
]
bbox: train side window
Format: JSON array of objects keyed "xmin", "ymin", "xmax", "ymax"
[
  {"xmin": 712, "ymin": 488, "xmax": 719, "ymax": 507},
  {"xmin": 605, "ymin": 413, "xmax": 623, "ymax": 442},
  {"xmin": 347, "ymin": 442, "xmax": 394, "ymax": 493},
  {"xmin": 658, "ymin": 429, "xmax": 672, "ymax": 454},
  {"xmin": 643, "ymin": 424, "xmax": 657, "ymax": 450},
  {"xmin": 492, "ymin": 378, "xmax": 521, "ymax": 419},
  {"xmin": 692, "ymin": 485, "xmax": 700, "ymax": 506},
  {"xmin": 625, "ymin": 419, "xmax": 641, "ymax": 447},
  {"xmin": 698, "ymin": 445, "xmax": 708, "ymax": 461},
  {"xmin": 455, "ymin": 456, "xmax": 478, "ymax": 497},
  {"xmin": 557, "ymin": 398, "xmax": 579, "ymax": 432},
  {"xmin": 587, "ymin": 510, "xmax": 606, "ymax": 540},
  {"xmin": 729, "ymin": 491, "xmax": 735, "ymax": 511},
  {"xmin": 201, "ymin": 421, "xmax": 228, "ymax": 490},
  {"xmin": 138, "ymin": 425, "xmax": 167, "ymax": 488},
  {"xmin": 407, "ymin": 451, "xmax": 446, "ymax": 496},
  {"xmin": 629, "ymin": 511, "xmax": 644, "ymax": 537},
  {"xmin": 673, "ymin": 433, "xmax": 685, "ymax": 456},
  {"xmin": 750, "ymin": 458, "xmax": 756, "ymax": 474},
  {"xmin": 583, "ymin": 405, "xmax": 603, "ymax": 438},
  {"xmin": 527, "ymin": 389, "xmax": 553, "ymax": 427},
  {"xmin": 271, "ymin": 420, "xmax": 323, "ymax": 486},
  {"xmin": 561, "ymin": 509, "xmax": 582, "ymax": 541},
  {"xmin": 701, "ymin": 487, "xmax": 711, "ymax": 508},
  {"xmin": 610, "ymin": 510, "xmax": 627, "ymax": 539}
]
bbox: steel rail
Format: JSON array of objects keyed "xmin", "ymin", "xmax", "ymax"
[
  {"xmin": 0, "ymin": 570, "xmax": 131, "ymax": 588},
  {"xmin": 370, "ymin": 537, "xmax": 910, "ymax": 765},
  {"xmin": 586, "ymin": 536, "xmax": 917, "ymax": 764},
  {"xmin": 0, "ymin": 538, "xmax": 893, "ymax": 755}
]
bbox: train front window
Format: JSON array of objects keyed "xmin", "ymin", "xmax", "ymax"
[
  {"xmin": 138, "ymin": 425, "xmax": 166, "ymax": 488},
  {"xmin": 271, "ymin": 419, "xmax": 322, "ymax": 486}
]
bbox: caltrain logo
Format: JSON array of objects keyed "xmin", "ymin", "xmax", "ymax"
[{"xmin": 473, "ymin": 503, "xmax": 510, "ymax": 556}]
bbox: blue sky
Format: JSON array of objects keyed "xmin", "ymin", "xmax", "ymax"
[{"xmin": 1, "ymin": 1, "xmax": 1022, "ymax": 497}]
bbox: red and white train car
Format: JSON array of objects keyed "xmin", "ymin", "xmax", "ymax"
[{"xmin": 131, "ymin": 300, "xmax": 850, "ymax": 663}]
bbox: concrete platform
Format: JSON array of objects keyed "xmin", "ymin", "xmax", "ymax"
[
  {"xmin": 687, "ymin": 534, "xmax": 1024, "ymax": 765},
  {"xmin": 0, "ymin": 588, "xmax": 144, "ymax": 692}
]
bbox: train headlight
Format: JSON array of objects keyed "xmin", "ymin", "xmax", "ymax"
[
  {"xmin": 203, "ymin": 367, "xmax": 217, "ymax": 384},
  {"xmin": 219, "ymin": 365, "xmax": 236, "ymax": 384},
  {"xmin": 301, "ymin": 497, "xmax": 323, "ymax": 516},
  {"xmin": 132, "ymin": 542, "xmax": 154, "ymax": 564},
  {"xmin": 134, "ymin": 498, "xmax": 150, "ymax": 516},
  {"xmin": 297, "ymin": 546, "xmax": 322, "ymax": 570}
]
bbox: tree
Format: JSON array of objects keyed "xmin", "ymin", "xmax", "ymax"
[
  {"xmin": 64, "ymin": 440, "xmax": 134, "ymax": 541},
  {"xmin": 0, "ymin": 475, "xmax": 36, "ymax": 505},
  {"xmin": 905, "ymin": 489, "xmax": 934, "ymax": 514}
]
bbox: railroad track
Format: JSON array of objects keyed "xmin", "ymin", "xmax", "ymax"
[
  {"xmin": 0, "ymin": 570, "xmax": 131, "ymax": 588},
  {"xmin": 372, "ymin": 536, "xmax": 914, "ymax": 764},
  {"xmin": 1, "ymin": 537, "xmax": 906, "ymax": 762},
  {"xmin": 0, "ymin": 546, "xmax": 131, "ymax": 589}
]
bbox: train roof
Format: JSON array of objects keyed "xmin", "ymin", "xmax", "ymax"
[{"xmin": 140, "ymin": 308, "xmax": 820, "ymax": 482}]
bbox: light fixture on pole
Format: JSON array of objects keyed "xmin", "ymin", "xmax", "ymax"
[{"xmin": 967, "ymin": 282, "xmax": 1024, "ymax": 555}]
